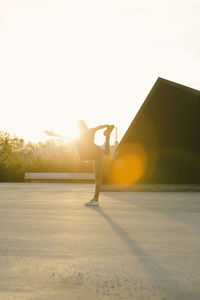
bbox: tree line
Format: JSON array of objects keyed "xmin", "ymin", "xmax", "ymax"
[{"xmin": 0, "ymin": 131, "xmax": 93, "ymax": 182}]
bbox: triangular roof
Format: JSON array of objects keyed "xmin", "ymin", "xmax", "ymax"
[
  {"xmin": 114, "ymin": 77, "xmax": 200, "ymax": 159},
  {"xmin": 111, "ymin": 77, "xmax": 200, "ymax": 184}
]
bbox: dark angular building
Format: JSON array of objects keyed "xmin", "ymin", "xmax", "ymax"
[{"xmin": 109, "ymin": 78, "xmax": 200, "ymax": 184}]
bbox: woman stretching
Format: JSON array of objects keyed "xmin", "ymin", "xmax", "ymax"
[{"xmin": 45, "ymin": 120, "xmax": 114, "ymax": 206}]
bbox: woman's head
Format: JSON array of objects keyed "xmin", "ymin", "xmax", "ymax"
[{"xmin": 77, "ymin": 120, "xmax": 88, "ymax": 134}]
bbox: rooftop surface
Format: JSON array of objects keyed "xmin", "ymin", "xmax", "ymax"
[{"xmin": 0, "ymin": 183, "xmax": 200, "ymax": 299}]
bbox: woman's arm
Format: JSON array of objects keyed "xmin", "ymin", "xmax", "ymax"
[
  {"xmin": 91, "ymin": 125, "xmax": 108, "ymax": 133},
  {"xmin": 45, "ymin": 130, "xmax": 76, "ymax": 142}
]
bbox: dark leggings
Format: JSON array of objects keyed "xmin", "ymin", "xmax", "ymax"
[{"xmin": 93, "ymin": 135, "xmax": 110, "ymax": 201}]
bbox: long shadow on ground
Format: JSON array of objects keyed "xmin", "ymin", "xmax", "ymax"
[{"xmin": 90, "ymin": 206, "xmax": 192, "ymax": 300}]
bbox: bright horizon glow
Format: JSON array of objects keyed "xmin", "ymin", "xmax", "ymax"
[{"xmin": 0, "ymin": 0, "xmax": 199, "ymax": 145}]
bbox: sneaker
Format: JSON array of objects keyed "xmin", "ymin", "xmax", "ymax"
[
  {"xmin": 103, "ymin": 125, "xmax": 115, "ymax": 136},
  {"xmin": 85, "ymin": 199, "xmax": 99, "ymax": 206}
]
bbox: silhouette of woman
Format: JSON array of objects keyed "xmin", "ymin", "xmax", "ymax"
[
  {"xmin": 45, "ymin": 121, "xmax": 114, "ymax": 206},
  {"xmin": 76, "ymin": 120, "xmax": 114, "ymax": 206}
]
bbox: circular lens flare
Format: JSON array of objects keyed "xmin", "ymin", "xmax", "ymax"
[{"xmin": 111, "ymin": 143, "xmax": 147, "ymax": 185}]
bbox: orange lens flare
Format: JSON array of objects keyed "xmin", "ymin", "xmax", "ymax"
[{"xmin": 111, "ymin": 143, "xmax": 147, "ymax": 185}]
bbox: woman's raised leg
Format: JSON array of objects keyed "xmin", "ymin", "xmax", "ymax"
[{"xmin": 104, "ymin": 125, "xmax": 115, "ymax": 155}]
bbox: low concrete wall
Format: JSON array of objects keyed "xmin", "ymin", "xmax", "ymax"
[{"xmin": 24, "ymin": 173, "xmax": 94, "ymax": 183}]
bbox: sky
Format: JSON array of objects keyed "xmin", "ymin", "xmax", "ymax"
[{"xmin": 0, "ymin": 0, "xmax": 200, "ymax": 145}]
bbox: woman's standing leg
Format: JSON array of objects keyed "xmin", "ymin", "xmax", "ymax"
[
  {"xmin": 93, "ymin": 150, "xmax": 104, "ymax": 201},
  {"xmin": 85, "ymin": 149, "xmax": 103, "ymax": 206}
]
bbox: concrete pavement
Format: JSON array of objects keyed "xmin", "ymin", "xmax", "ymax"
[{"xmin": 0, "ymin": 183, "xmax": 200, "ymax": 299}]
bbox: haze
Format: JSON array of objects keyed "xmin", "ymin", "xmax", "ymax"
[{"xmin": 0, "ymin": 0, "xmax": 199, "ymax": 144}]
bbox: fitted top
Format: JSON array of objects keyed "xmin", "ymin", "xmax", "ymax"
[{"xmin": 76, "ymin": 128, "xmax": 101, "ymax": 161}]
